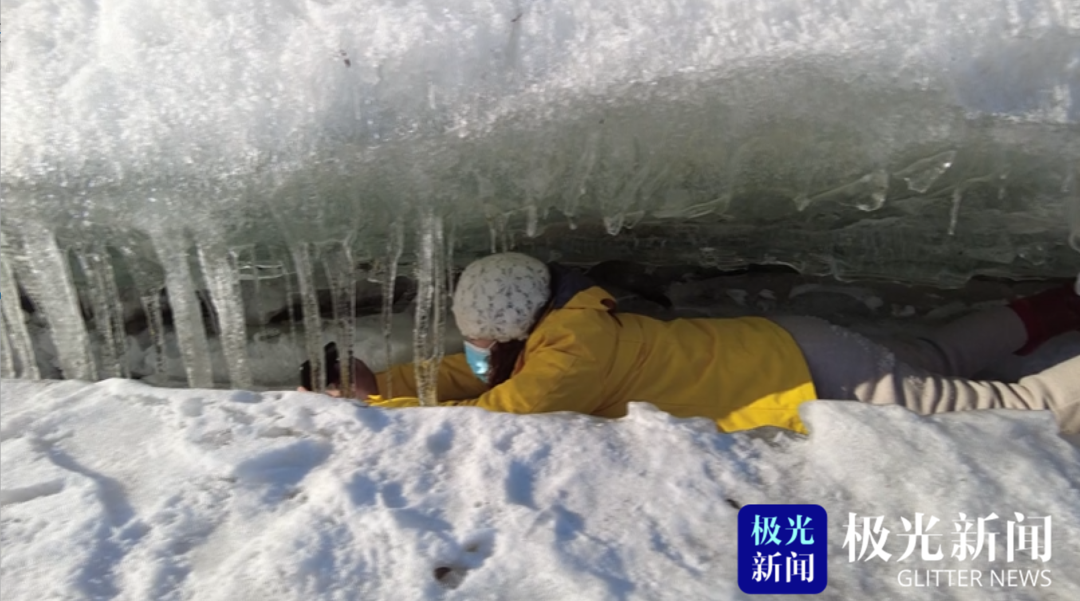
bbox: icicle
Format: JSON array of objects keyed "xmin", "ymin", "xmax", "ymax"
[
  {"xmin": 605, "ymin": 157, "xmax": 658, "ymax": 236},
  {"xmin": 520, "ymin": 161, "xmax": 552, "ymax": 241},
  {"xmin": 200, "ymin": 289, "xmax": 221, "ymax": 339},
  {"xmin": 321, "ymin": 241, "xmax": 356, "ymax": 397},
  {"xmin": 562, "ymin": 131, "xmax": 600, "ymax": 226},
  {"xmin": 1, "ymin": 319, "xmax": 15, "ymax": 378},
  {"xmin": 855, "ymin": 169, "xmax": 890, "ymax": 212},
  {"xmin": 805, "ymin": 169, "xmax": 890, "ymax": 212},
  {"xmin": 246, "ymin": 247, "xmax": 260, "ymax": 324},
  {"xmin": 485, "ymin": 208, "xmax": 512, "ymax": 253},
  {"xmin": 622, "ymin": 211, "xmax": 646, "ymax": 230},
  {"xmin": 947, "ymin": 174, "xmax": 999, "ymax": 237},
  {"xmin": 445, "ymin": 218, "xmax": 457, "ymax": 301},
  {"xmin": 895, "ymin": 150, "xmax": 956, "ymax": 193},
  {"xmin": 197, "ymin": 240, "xmax": 252, "ymax": 389},
  {"xmin": 142, "ymin": 292, "xmax": 168, "ymax": 378},
  {"xmin": 282, "ymin": 262, "xmax": 298, "ymax": 346},
  {"xmin": 603, "ymin": 214, "xmax": 625, "ymax": 236},
  {"xmin": 121, "ymin": 247, "xmax": 168, "ymax": 380},
  {"xmin": 793, "ymin": 192, "xmax": 812, "ymax": 212},
  {"xmin": 381, "ymin": 220, "xmax": 404, "ymax": 399},
  {"xmin": 75, "ymin": 247, "xmax": 124, "ymax": 379},
  {"xmin": 96, "ymin": 248, "xmax": 129, "ymax": 378},
  {"xmin": 238, "ymin": 245, "xmax": 267, "ymax": 345},
  {"xmin": 153, "ymin": 232, "xmax": 213, "ymax": 388},
  {"xmin": 0, "ymin": 242, "xmax": 39, "ymax": 379},
  {"xmin": 413, "ymin": 208, "xmax": 445, "ymax": 407},
  {"xmin": 521, "ymin": 161, "xmax": 552, "ymax": 239},
  {"xmin": 9, "ymin": 223, "xmax": 95, "ymax": 381},
  {"xmin": 291, "ymin": 242, "xmax": 325, "ymax": 393},
  {"xmin": 432, "ymin": 234, "xmax": 447, "ymax": 383},
  {"xmin": 501, "ymin": 218, "xmax": 513, "ymax": 253},
  {"xmin": 525, "ymin": 203, "xmax": 541, "ymax": 238},
  {"xmin": 566, "ymin": 213, "xmax": 578, "ymax": 231},
  {"xmin": 120, "ymin": 247, "xmax": 166, "ymax": 379},
  {"xmin": 488, "ymin": 218, "xmax": 499, "ymax": 254},
  {"xmin": 948, "ymin": 187, "xmax": 963, "ymax": 237}
]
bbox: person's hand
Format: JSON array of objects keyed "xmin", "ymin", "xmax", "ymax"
[
  {"xmin": 296, "ymin": 358, "xmax": 378, "ymax": 399},
  {"xmin": 350, "ymin": 358, "xmax": 378, "ymax": 399}
]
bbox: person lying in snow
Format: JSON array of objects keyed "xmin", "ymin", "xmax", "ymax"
[{"xmin": 300, "ymin": 252, "xmax": 1080, "ymax": 435}]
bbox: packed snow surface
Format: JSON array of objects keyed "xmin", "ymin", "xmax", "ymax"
[{"xmin": 2, "ymin": 379, "xmax": 1078, "ymax": 600}]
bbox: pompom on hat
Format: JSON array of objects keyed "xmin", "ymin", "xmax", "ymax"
[{"xmin": 452, "ymin": 253, "xmax": 552, "ymax": 342}]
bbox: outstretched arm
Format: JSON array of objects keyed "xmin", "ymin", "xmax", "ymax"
[
  {"xmin": 369, "ymin": 310, "xmax": 617, "ymax": 416},
  {"xmin": 372, "ymin": 353, "xmax": 491, "ymax": 402},
  {"xmin": 437, "ymin": 345, "xmax": 608, "ymax": 415}
]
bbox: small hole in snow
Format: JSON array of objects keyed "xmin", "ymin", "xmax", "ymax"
[{"xmin": 433, "ymin": 566, "xmax": 466, "ymax": 589}]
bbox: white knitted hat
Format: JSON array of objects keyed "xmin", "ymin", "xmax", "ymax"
[{"xmin": 452, "ymin": 253, "xmax": 551, "ymax": 342}]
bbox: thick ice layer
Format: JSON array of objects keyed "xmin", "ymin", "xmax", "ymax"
[
  {"xmin": 2, "ymin": 1, "xmax": 1078, "ymax": 388},
  {"xmin": 2, "ymin": 1, "xmax": 1078, "ymax": 266},
  {"xmin": 1, "ymin": 379, "xmax": 1077, "ymax": 599}
]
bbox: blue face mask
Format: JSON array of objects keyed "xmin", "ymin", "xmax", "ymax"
[{"xmin": 463, "ymin": 340, "xmax": 493, "ymax": 382}]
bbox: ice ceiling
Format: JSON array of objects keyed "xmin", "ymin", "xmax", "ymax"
[{"xmin": 1, "ymin": 0, "xmax": 1078, "ymax": 390}]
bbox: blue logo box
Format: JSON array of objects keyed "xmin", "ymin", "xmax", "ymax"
[{"xmin": 738, "ymin": 504, "xmax": 828, "ymax": 594}]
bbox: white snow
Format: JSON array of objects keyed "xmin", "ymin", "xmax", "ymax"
[{"xmin": 2, "ymin": 378, "xmax": 1078, "ymax": 600}]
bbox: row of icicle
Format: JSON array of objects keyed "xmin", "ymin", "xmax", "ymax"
[{"xmin": 0, "ymin": 211, "xmax": 455, "ymax": 407}]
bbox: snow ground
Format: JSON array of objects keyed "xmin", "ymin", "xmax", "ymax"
[{"xmin": 2, "ymin": 378, "xmax": 1079, "ymax": 601}]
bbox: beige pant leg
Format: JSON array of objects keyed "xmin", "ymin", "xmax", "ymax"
[{"xmin": 772, "ymin": 316, "xmax": 1080, "ymax": 434}]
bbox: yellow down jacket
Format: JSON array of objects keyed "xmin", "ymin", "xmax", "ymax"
[{"xmin": 367, "ymin": 283, "xmax": 818, "ymax": 433}]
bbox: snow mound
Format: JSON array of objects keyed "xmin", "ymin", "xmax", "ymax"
[{"xmin": 1, "ymin": 379, "xmax": 1077, "ymax": 600}]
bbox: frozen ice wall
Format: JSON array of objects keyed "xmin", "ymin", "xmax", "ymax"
[{"xmin": 1, "ymin": 0, "xmax": 1079, "ymax": 386}]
